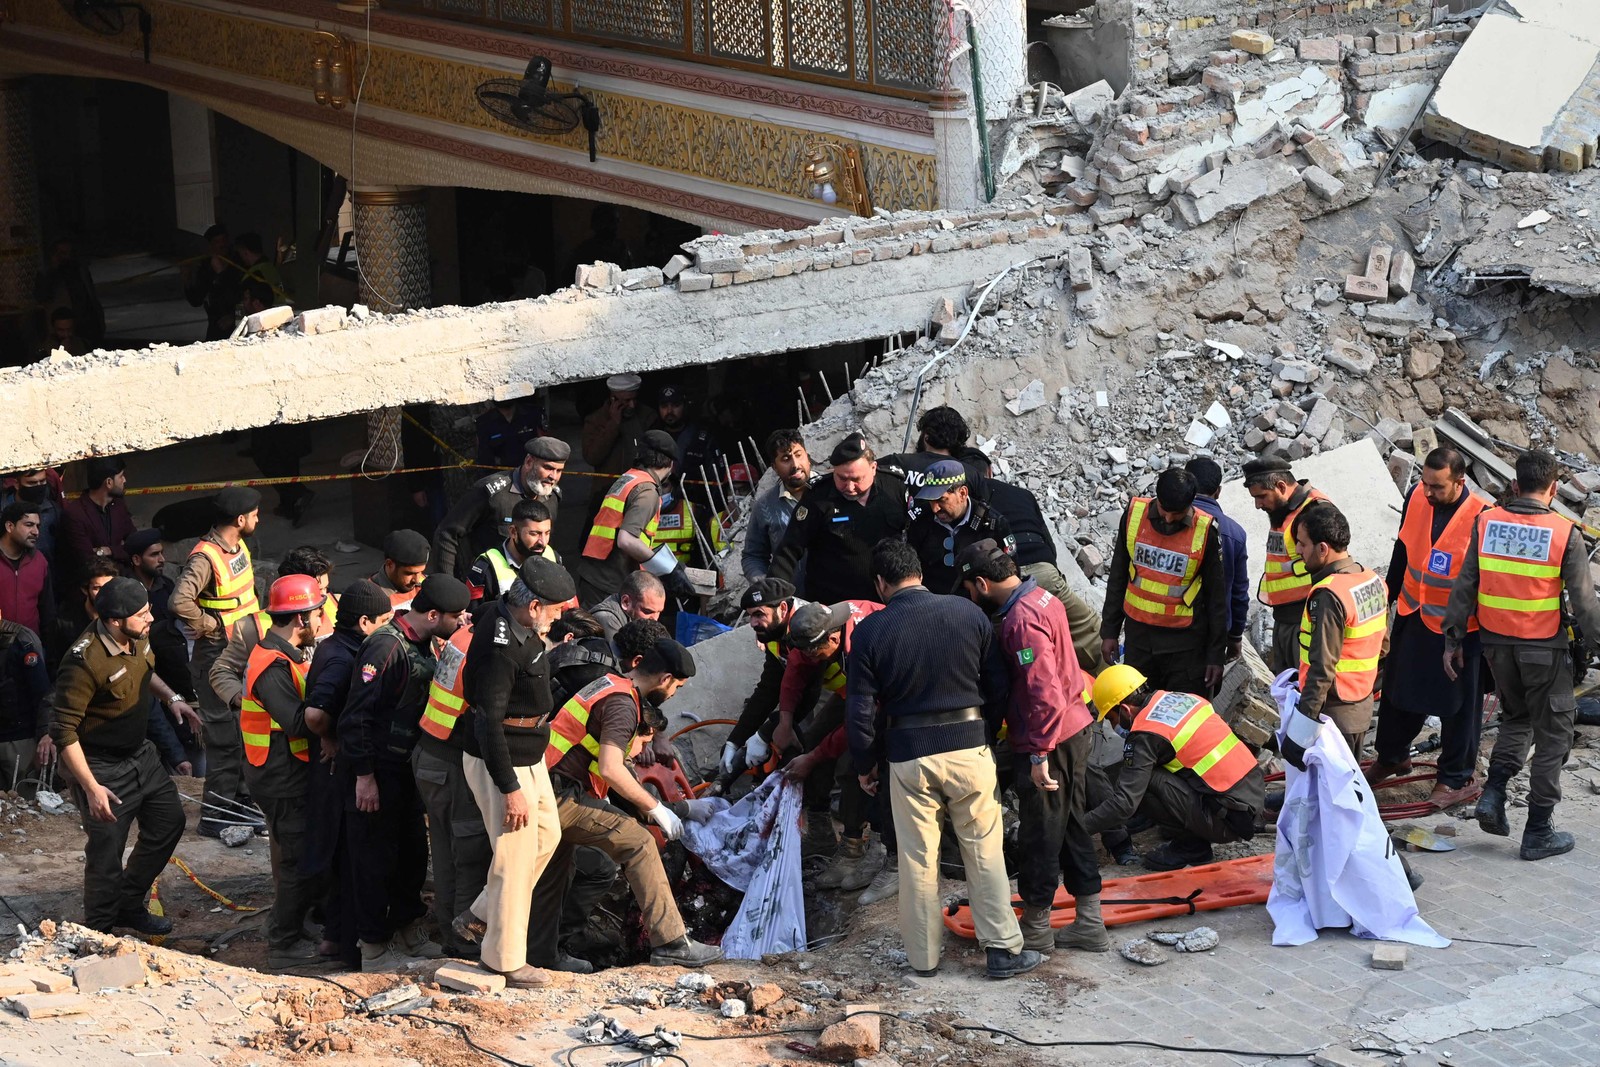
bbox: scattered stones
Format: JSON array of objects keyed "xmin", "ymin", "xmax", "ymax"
[
  {"xmin": 1006, "ymin": 379, "xmax": 1048, "ymax": 415},
  {"xmin": 1328, "ymin": 339, "xmax": 1376, "ymax": 376},
  {"xmin": 72, "ymin": 953, "xmax": 147, "ymax": 993},
  {"xmin": 1542, "ymin": 357, "xmax": 1581, "ymax": 398},
  {"xmin": 434, "ymin": 962, "xmax": 505, "ymax": 994},
  {"xmin": 360, "ymin": 984, "xmax": 422, "ymax": 1014},
  {"xmin": 1119, "ymin": 939, "xmax": 1166, "ymax": 966},
  {"xmin": 1516, "ymin": 209, "xmax": 1551, "ymax": 229},
  {"xmin": 816, "ymin": 1004, "xmax": 882, "ymax": 1062},
  {"xmin": 677, "ymin": 973, "xmax": 717, "ymax": 992},
  {"xmin": 747, "ymin": 982, "xmax": 785, "ymax": 1014},
  {"xmin": 1404, "ymin": 340, "xmax": 1443, "ymax": 380},
  {"xmin": 1370, "ymin": 943, "xmax": 1408, "ymax": 970},
  {"xmin": 720, "ymin": 998, "xmax": 747, "ymax": 1019},
  {"xmin": 218, "ymin": 825, "xmax": 253, "ymax": 848},
  {"xmin": 1174, "ymin": 927, "xmax": 1220, "ymax": 952}
]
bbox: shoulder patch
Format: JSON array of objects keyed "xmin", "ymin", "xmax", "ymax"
[
  {"xmin": 360, "ymin": 663, "xmax": 378, "ymax": 683},
  {"xmin": 484, "ymin": 474, "xmax": 511, "ymax": 495},
  {"xmin": 69, "ymin": 636, "xmax": 90, "ymax": 658},
  {"xmin": 23, "ymin": 650, "xmax": 40, "ymax": 668},
  {"xmin": 494, "ymin": 617, "xmax": 510, "ymax": 645}
]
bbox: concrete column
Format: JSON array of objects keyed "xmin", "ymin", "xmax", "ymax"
[
  {"xmin": 943, "ymin": 0, "xmax": 1027, "ymax": 122},
  {"xmin": 352, "ymin": 186, "xmax": 429, "ymax": 476},
  {"xmin": 0, "ymin": 79, "xmax": 40, "ymax": 319},
  {"xmin": 929, "ymin": 88, "xmax": 981, "ymax": 210}
]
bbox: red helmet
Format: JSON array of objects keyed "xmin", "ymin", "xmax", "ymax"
[{"xmin": 266, "ymin": 574, "xmax": 326, "ymax": 615}]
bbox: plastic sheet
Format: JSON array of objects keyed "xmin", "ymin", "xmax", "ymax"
[{"xmin": 679, "ymin": 775, "xmax": 807, "ymax": 958}]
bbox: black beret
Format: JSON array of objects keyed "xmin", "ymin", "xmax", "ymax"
[
  {"xmin": 1241, "ymin": 456, "xmax": 1294, "ymax": 479},
  {"xmin": 739, "ymin": 577, "xmax": 796, "ymax": 610},
  {"xmin": 215, "ymin": 486, "xmax": 262, "ymax": 517},
  {"xmin": 382, "ymin": 529, "xmax": 431, "ymax": 566},
  {"xmin": 642, "ymin": 429, "xmax": 678, "ymax": 457},
  {"xmin": 124, "ymin": 528, "xmax": 163, "ymax": 557},
  {"xmin": 642, "ymin": 638, "xmax": 696, "ymax": 679},
  {"xmin": 526, "ymin": 436, "xmax": 571, "ymax": 462},
  {"xmin": 95, "ymin": 577, "xmax": 149, "ymax": 620},
  {"xmin": 829, "ymin": 432, "xmax": 869, "ymax": 465},
  {"xmin": 519, "ymin": 557, "xmax": 577, "ymax": 604},
  {"xmin": 955, "ymin": 537, "xmax": 1009, "ymax": 577},
  {"xmin": 412, "ymin": 574, "xmax": 470, "ymax": 615}
]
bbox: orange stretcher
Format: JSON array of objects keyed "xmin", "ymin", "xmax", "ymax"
[{"xmin": 943, "ymin": 853, "xmax": 1276, "ymax": 939}]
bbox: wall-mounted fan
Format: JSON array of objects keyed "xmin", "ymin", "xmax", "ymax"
[
  {"xmin": 476, "ymin": 56, "xmax": 602, "ymax": 162},
  {"xmin": 58, "ymin": 0, "xmax": 152, "ymax": 62}
]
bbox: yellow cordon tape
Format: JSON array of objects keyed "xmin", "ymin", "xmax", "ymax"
[
  {"xmin": 123, "ymin": 464, "xmax": 736, "ymax": 497},
  {"xmin": 168, "ymin": 855, "xmax": 261, "ymax": 912}
]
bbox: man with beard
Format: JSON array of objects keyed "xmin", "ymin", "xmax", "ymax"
[
  {"xmin": 60, "ymin": 456, "xmax": 136, "ymax": 580},
  {"xmin": 467, "ymin": 499, "xmax": 558, "ymax": 605},
  {"xmin": 433, "ymin": 437, "xmax": 568, "ymax": 579},
  {"xmin": 49, "ymin": 578, "xmax": 197, "ymax": 935},
  {"xmin": 719, "ymin": 577, "xmax": 819, "ymax": 776},
  {"xmin": 743, "ymin": 430, "xmax": 813, "ymax": 586},
  {"xmin": 123, "ymin": 530, "xmax": 175, "ymax": 625}
]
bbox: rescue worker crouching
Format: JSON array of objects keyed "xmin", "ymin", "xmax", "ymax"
[
  {"xmin": 1082, "ymin": 665, "xmax": 1265, "ymax": 871},
  {"xmin": 718, "ymin": 577, "xmax": 817, "ymax": 782}
]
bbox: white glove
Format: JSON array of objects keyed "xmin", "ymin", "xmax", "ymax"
[
  {"xmin": 646, "ymin": 803, "xmax": 684, "ymax": 841},
  {"xmin": 719, "ymin": 741, "xmax": 738, "ymax": 777},
  {"xmin": 744, "ymin": 733, "xmax": 770, "ymax": 766},
  {"xmin": 642, "ymin": 544, "xmax": 679, "ymax": 577},
  {"xmin": 680, "ymin": 798, "xmax": 718, "ymax": 822}
]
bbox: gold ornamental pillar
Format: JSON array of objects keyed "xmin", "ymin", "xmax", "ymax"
[
  {"xmin": 352, "ymin": 186, "xmax": 429, "ymax": 475},
  {"xmin": 0, "ymin": 79, "xmax": 40, "ymax": 319}
]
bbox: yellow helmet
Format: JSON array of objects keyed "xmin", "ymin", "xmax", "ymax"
[{"xmin": 1092, "ymin": 664, "xmax": 1148, "ymax": 720}]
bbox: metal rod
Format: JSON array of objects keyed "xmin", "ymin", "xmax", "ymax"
[
  {"xmin": 735, "ymin": 440, "xmax": 756, "ymax": 486},
  {"xmin": 819, "ymin": 371, "xmax": 834, "ymax": 405},
  {"xmin": 201, "ymin": 791, "xmax": 266, "ymax": 816},
  {"xmin": 842, "ymin": 360, "xmax": 851, "ymax": 389},
  {"xmin": 691, "ymin": 507, "xmax": 721, "ymax": 571},
  {"xmin": 701, "ymin": 465, "xmax": 730, "ymax": 521},
  {"xmin": 747, "ymin": 436, "xmax": 766, "ymax": 473}
]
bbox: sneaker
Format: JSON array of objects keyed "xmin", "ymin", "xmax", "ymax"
[
  {"xmin": 858, "ymin": 861, "xmax": 898, "ymax": 905},
  {"xmin": 985, "ymin": 947, "xmax": 1042, "ymax": 980},
  {"xmin": 360, "ymin": 940, "xmax": 402, "ymax": 971},
  {"xmin": 393, "ymin": 920, "xmax": 443, "ymax": 959},
  {"xmin": 113, "ymin": 908, "xmax": 173, "ymax": 936},
  {"xmin": 452, "ymin": 909, "xmax": 486, "ymax": 946},
  {"xmin": 267, "ymin": 939, "xmax": 325, "ymax": 970},
  {"xmin": 1141, "ymin": 840, "xmax": 1214, "ymax": 872},
  {"xmin": 649, "ymin": 935, "xmax": 724, "ymax": 968}
]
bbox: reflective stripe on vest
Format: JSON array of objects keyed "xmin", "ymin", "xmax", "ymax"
[
  {"xmin": 1131, "ymin": 690, "xmax": 1253, "ymax": 793},
  {"xmin": 543, "ymin": 674, "xmax": 641, "ymax": 798},
  {"xmin": 481, "ymin": 548, "xmax": 517, "ymax": 593},
  {"xmin": 1123, "ymin": 497, "xmax": 1211, "ymax": 628},
  {"xmin": 1474, "ymin": 507, "xmax": 1570, "ymax": 640},
  {"xmin": 420, "ymin": 625, "xmax": 473, "ymax": 740},
  {"xmin": 240, "ymin": 643, "xmax": 309, "ymax": 766},
  {"xmin": 191, "ymin": 539, "xmax": 258, "ymax": 638},
  {"xmin": 1397, "ymin": 488, "xmax": 1490, "ymax": 633},
  {"xmin": 1297, "ymin": 569, "xmax": 1387, "ymax": 702},
  {"xmin": 816, "ymin": 600, "xmax": 881, "ymax": 695},
  {"xmin": 582, "ymin": 470, "xmax": 658, "ymax": 561},
  {"xmin": 653, "ymin": 499, "xmax": 696, "ymax": 564},
  {"xmin": 1259, "ymin": 488, "xmax": 1329, "ymax": 606}
]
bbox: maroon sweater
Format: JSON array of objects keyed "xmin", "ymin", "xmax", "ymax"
[
  {"xmin": 998, "ymin": 578, "xmax": 1093, "ymax": 756},
  {"xmin": 0, "ymin": 548, "xmax": 52, "ymax": 637}
]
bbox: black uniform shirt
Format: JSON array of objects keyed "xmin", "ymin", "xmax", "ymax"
[
  {"xmin": 769, "ymin": 470, "xmax": 908, "ymax": 605},
  {"xmin": 460, "ymin": 601, "xmax": 553, "ymax": 794}
]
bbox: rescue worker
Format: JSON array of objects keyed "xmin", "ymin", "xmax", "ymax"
[
  {"xmin": 845, "ymin": 541, "xmax": 1037, "ymax": 980},
  {"xmin": 575, "ymin": 430, "xmax": 692, "ymax": 607},
  {"xmin": 433, "ymin": 437, "xmax": 568, "ymax": 579},
  {"xmin": 769, "ymin": 432, "xmax": 908, "ymax": 605},
  {"xmin": 239, "ymin": 574, "xmax": 326, "ymax": 969},
  {"xmin": 651, "ymin": 477, "xmax": 701, "ymax": 568},
  {"xmin": 957, "ymin": 539, "xmax": 1108, "ymax": 952},
  {"xmin": 1081, "ymin": 664, "xmax": 1264, "ymax": 870},
  {"xmin": 49, "ymin": 578, "xmax": 199, "ymax": 934},
  {"xmin": 654, "ymin": 383, "xmax": 722, "ymax": 515},
  {"xmin": 1243, "ymin": 457, "xmax": 1331, "ymax": 673},
  {"xmin": 1287, "ymin": 502, "xmax": 1387, "ymax": 762},
  {"xmin": 720, "ymin": 577, "xmax": 815, "ymax": 776},
  {"xmin": 476, "ymin": 398, "xmax": 546, "ymax": 470},
  {"xmin": 1443, "ymin": 451, "xmax": 1600, "ymax": 860},
  {"xmin": 372, "ymin": 529, "xmax": 430, "ymax": 609},
  {"xmin": 1185, "ymin": 457, "xmax": 1249, "ymax": 664},
  {"xmin": 531, "ymin": 637, "xmax": 724, "ymax": 968},
  {"xmin": 340, "ymin": 574, "xmax": 470, "ymax": 969},
  {"xmin": 1100, "ymin": 468, "xmax": 1227, "ymax": 695},
  {"xmin": 170, "ymin": 486, "xmax": 261, "ymax": 838},
  {"xmin": 1370, "ymin": 447, "xmax": 1491, "ymax": 808},
  {"xmin": 904, "ymin": 460, "xmax": 1015, "ymax": 594},
  {"xmin": 588, "ymin": 572, "xmax": 665, "ymax": 646},
  {"xmin": 452, "ymin": 560, "xmax": 571, "ymax": 988},
  {"xmin": 467, "ymin": 498, "xmax": 557, "ymax": 605}
]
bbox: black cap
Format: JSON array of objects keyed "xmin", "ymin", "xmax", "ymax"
[
  {"xmin": 740, "ymin": 577, "xmax": 795, "ymax": 610},
  {"xmin": 215, "ymin": 486, "xmax": 262, "ymax": 518},
  {"xmin": 519, "ymin": 557, "xmax": 577, "ymax": 604},
  {"xmin": 526, "ymin": 436, "xmax": 571, "ymax": 462},
  {"xmin": 643, "ymin": 429, "xmax": 678, "ymax": 457},
  {"xmin": 915, "ymin": 458, "xmax": 968, "ymax": 501},
  {"xmin": 382, "ymin": 529, "xmax": 431, "ymax": 566},
  {"xmin": 955, "ymin": 537, "xmax": 1009, "ymax": 577},
  {"xmin": 124, "ymin": 528, "xmax": 163, "ymax": 557},
  {"xmin": 1241, "ymin": 456, "xmax": 1293, "ymax": 479},
  {"xmin": 787, "ymin": 602, "xmax": 851, "ymax": 649},
  {"xmin": 642, "ymin": 637, "xmax": 696, "ymax": 679},
  {"xmin": 411, "ymin": 574, "xmax": 470, "ymax": 615},
  {"xmin": 95, "ymin": 577, "xmax": 149, "ymax": 620},
  {"xmin": 658, "ymin": 384, "xmax": 685, "ymax": 404},
  {"xmin": 337, "ymin": 579, "xmax": 393, "ymax": 628},
  {"xmin": 829, "ymin": 432, "xmax": 869, "ymax": 466}
]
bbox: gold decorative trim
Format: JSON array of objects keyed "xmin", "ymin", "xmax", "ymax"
[{"xmin": 352, "ymin": 186, "xmax": 427, "ymax": 205}]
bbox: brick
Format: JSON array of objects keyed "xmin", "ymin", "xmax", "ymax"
[
  {"xmin": 618, "ymin": 266, "xmax": 665, "ymax": 289},
  {"xmin": 296, "ymin": 306, "xmax": 347, "ymax": 335},
  {"xmin": 1364, "ymin": 244, "xmax": 1393, "ymax": 282},
  {"xmin": 1202, "ymin": 68, "xmax": 1245, "ymax": 101},
  {"xmin": 661, "ymin": 254, "xmax": 691, "ymax": 280},
  {"xmin": 1344, "ymin": 275, "xmax": 1386, "ymax": 302},
  {"xmin": 1298, "ymin": 37, "xmax": 1340, "ymax": 62},
  {"xmin": 1302, "ymin": 165, "xmax": 1345, "ymax": 200},
  {"xmin": 435, "ymin": 962, "xmax": 506, "ymax": 994},
  {"xmin": 1088, "ymin": 202, "xmax": 1134, "ymax": 226},
  {"xmin": 1375, "ymin": 33, "xmax": 1398, "ymax": 54},
  {"xmin": 1067, "ymin": 246, "xmax": 1094, "ymax": 291},
  {"xmin": 1101, "ymin": 156, "xmax": 1140, "ymax": 182},
  {"xmin": 694, "ymin": 244, "xmax": 745, "ymax": 273},
  {"xmin": 1397, "ymin": 32, "xmax": 1415, "ymax": 51},
  {"xmin": 1388, "ymin": 249, "xmax": 1416, "ymax": 296},
  {"xmin": 1371, "ymin": 943, "xmax": 1408, "ymax": 970},
  {"xmin": 1230, "ymin": 29, "xmax": 1275, "ymax": 55},
  {"xmin": 674, "ymin": 269, "xmax": 712, "ymax": 292},
  {"xmin": 73, "ymin": 953, "xmax": 147, "ymax": 994},
  {"xmin": 8, "ymin": 993, "xmax": 87, "ymax": 1019},
  {"xmin": 1119, "ymin": 139, "xmax": 1164, "ymax": 162}
]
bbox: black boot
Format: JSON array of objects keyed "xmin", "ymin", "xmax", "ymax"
[
  {"xmin": 1519, "ymin": 803, "xmax": 1575, "ymax": 861},
  {"xmin": 1474, "ymin": 767, "xmax": 1512, "ymax": 837}
]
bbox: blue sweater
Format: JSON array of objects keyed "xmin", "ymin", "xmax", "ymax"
[
  {"xmin": 846, "ymin": 585, "xmax": 1009, "ymax": 772},
  {"xmin": 1194, "ymin": 494, "xmax": 1249, "ymax": 638}
]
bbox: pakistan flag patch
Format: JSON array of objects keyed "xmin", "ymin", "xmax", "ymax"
[{"xmin": 1017, "ymin": 648, "xmax": 1035, "ymax": 666}]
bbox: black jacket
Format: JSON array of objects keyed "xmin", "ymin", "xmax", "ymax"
[
  {"xmin": 904, "ymin": 491, "xmax": 1015, "ymax": 594},
  {"xmin": 769, "ymin": 471, "xmax": 908, "ymax": 605},
  {"xmin": 460, "ymin": 602, "xmax": 553, "ymax": 794}
]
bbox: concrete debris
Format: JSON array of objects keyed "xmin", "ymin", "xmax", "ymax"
[
  {"xmin": 294, "ymin": 306, "xmax": 346, "ymax": 336},
  {"xmin": 359, "ymin": 983, "xmax": 421, "ymax": 1014},
  {"xmin": 618, "ymin": 266, "xmax": 665, "ymax": 290},
  {"xmin": 218, "ymin": 825, "xmax": 253, "ymax": 848},
  {"xmin": 1006, "ymin": 379, "xmax": 1047, "ymax": 416},
  {"xmin": 71, "ymin": 953, "xmax": 147, "ymax": 993},
  {"xmin": 245, "ymin": 306, "xmax": 294, "ymax": 335},
  {"xmin": 1064, "ymin": 80, "xmax": 1114, "ymax": 126},
  {"xmin": 434, "ymin": 962, "xmax": 506, "ymax": 994},
  {"xmin": 1203, "ymin": 401, "xmax": 1231, "ymax": 429},
  {"xmin": 1518, "ymin": 210, "xmax": 1553, "ymax": 229},
  {"xmin": 1119, "ymin": 939, "xmax": 1167, "ymax": 966},
  {"xmin": 1301, "ymin": 165, "xmax": 1345, "ymax": 201},
  {"xmin": 1173, "ymin": 927, "xmax": 1220, "ymax": 953},
  {"xmin": 7, "ymin": 992, "xmax": 85, "ymax": 1019},
  {"xmin": 662, "ymin": 254, "xmax": 691, "ymax": 280},
  {"xmin": 677, "ymin": 972, "xmax": 717, "ymax": 992},
  {"xmin": 1310, "ymin": 1050, "xmax": 1386, "ymax": 1067},
  {"xmin": 1371, "ymin": 943, "xmax": 1409, "ymax": 970},
  {"xmin": 816, "ymin": 1004, "xmax": 882, "ymax": 1062},
  {"xmin": 719, "ymin": 998, "xmax": 746, "ymax": 1018},
  {"xmin": 1173, "ymin": 157, "xmax": 1304, "ymax": 226}
]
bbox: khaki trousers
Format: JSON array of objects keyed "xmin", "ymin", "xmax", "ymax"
[
  {"xmin": 889, "ymin": 745, "xmax": 1022, "ymax": 970},
  {"xmin": 462, "ymin": 755, "xmax": 561, "ymax": 973}
]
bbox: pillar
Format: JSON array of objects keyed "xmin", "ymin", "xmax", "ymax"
[
  {"xmin": 0, "ymin": 79, "xmax": 41, "ymax": 350},
  {"xmin": 352, "ymin": 186, "xmax": 430, "ymax": 480},
  {"xmin": 942, "ymin": 0, "xmax": 1027, "ymax": 122},
  {"xmin": 929, "ymin": 88, "xmax": 982, "ymax": 210}
]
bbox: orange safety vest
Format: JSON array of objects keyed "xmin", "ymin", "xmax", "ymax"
[
  {"xmin": 1474, "ymin": 506, "xmax": 1570, "ymax": 640},
  {"xmin": 419, "ymin": 624, "xmax": 473, "ymax": 741},
  {"xmin": 1396, "ymin": 487, "xmax": 1490, "ymax": 633},
  {"xmin": 1130, "ymin": 690, "xmax": 1254, "ymax": 793},
  {"xmin": 582, "ymin": 470, "xmax": 660, "ymax": 561},
  {"xmin": 240, "ymin": 644, "xmax": 310, "ymax": 766},
  {"xmin": 1259, "ymin": 487, "xmax": 1330, "ymax": 606},
  {"xmin": 1297, "ymin": 568, "xmax": 1387, "ymax": 702},
  {"xmin": 653, "ymin": 497, "xmax": 696, "ymax": 565},
  {"xmin": 1123, "ymin": 497, "xmax": 1212, "ymax": 628},
  {"xmin": 191, "ymin": 538, "xmax": 258, "ymax": 638},
  {"xmin": 543, "ymin": 674, "xmax": 642, "ymax": 798}
]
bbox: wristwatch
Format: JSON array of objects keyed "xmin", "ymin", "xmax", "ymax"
[{"xmin": 1028, "ymin": 754, "xmax": 1048, "ymax": 765}]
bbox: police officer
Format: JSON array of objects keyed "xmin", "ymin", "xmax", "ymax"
[
  {"xmin": 1100, "ymin": 468, "xmax": 1227, "ymax": 695},
  {"xmin": 467, "ymin": 498, "xmax": 557, "ymax": 604},
  {"xmin": 769, "ymin": 432, "xmax": 908, "ymax": 606},
  {"xmin": 433, "ymin": 437, "xmax": 568, "ymax": 579},
  {"xmin": 476, "ymin": 398, "xmax": 546, "ymax": 470},
  {"xmin": 576, "ymin": 430, "xmax": 691, "ymax": 607},
  {"xmin": 371, "ymin": 529, "xmax": 430, "ymax": 609},
  {"xmin": 50, "ymin": 578, "xmax": 199, "ymax": 934},
  {"xmin": 904, "ymin": 459, "xmax": 1014, "ymax": 594},
  {"xmin": 1443, "ymin": 451, "xmax": 1600, "ymax": 861},
  {"xmin": 1082, "ymin": 665, "xmax": 1264, "ymax": 871},
  {"xmin": 170, "ymin": 486, "xmax": 261, "ymax": 837},
  {"xmin": 0, "ymin": 608, "xmax": 49, "ymax": 794},
  {"xmin": 654, "ymin": 383, "xmax": 721, "ymax": 514},
  {"xmin": 1242, "ymin": 457, "xmax": 1332, "ymax": 673},
  {"xmin": 340, "ymin": 574, "xmax": 470, "ymax": 968}
]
